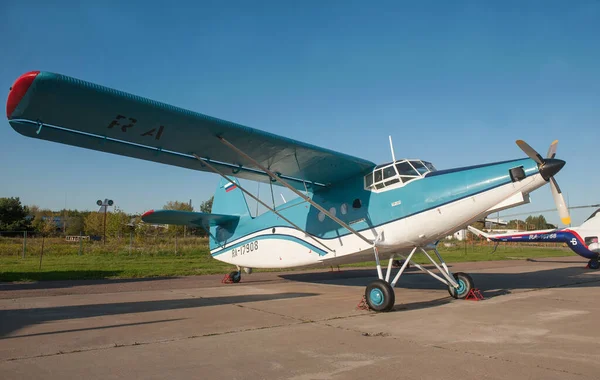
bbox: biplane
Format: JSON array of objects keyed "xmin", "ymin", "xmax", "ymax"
[
  {"xmin": 468, "ymin": 209, "xmax": 600, "ymax": 269},
  {"xmin": 6, "ymin": 71, "xmax": 571, "ymax": 311}
]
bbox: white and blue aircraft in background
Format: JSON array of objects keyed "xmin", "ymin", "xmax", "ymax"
[
  {"xmin": 469, "ymin": 208, "xmax": 600, "ymax": 269},
  {"xmin": 6, "ymin": 71, "xmax": 572, "ymax": 311}
]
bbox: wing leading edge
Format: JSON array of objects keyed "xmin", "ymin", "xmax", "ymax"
[{"xmin": 7, "ymin": 71, "xmax": 375, "ymax": 189}]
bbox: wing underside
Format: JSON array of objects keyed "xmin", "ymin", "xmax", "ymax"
[{"xmin": 7, "ymin": 71, "xmax": 375, "ymax": 190}]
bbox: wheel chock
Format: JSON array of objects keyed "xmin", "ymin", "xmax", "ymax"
[
  {"xmin": 465, "ymin": 288, "xmax": 484, "ymax": 301},
  {"xmin": 356, "ymin": 296, "xmax": 370, "ymax": 311},
  {"xmin": 221, "ymin": 274, "xmax": 234, "ymax": 284}
]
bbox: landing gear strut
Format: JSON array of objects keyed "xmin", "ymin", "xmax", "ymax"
[{"xmin": 363, "ymin": 245, "xmax": 476, "ymax": 312}]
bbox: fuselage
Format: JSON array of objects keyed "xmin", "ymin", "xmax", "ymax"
[{"xmin": 209, "ymin": 156, "xmax": 551, "ymax": 268}]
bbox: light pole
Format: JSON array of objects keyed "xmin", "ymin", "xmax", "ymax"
[{"xmin": 96, "ymin": 199, "xmax": 114, "ymax": 244}]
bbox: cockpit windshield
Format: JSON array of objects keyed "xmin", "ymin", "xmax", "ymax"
[{"xmin": 364, "ymin": 159, "xmax": 437, "ymax": 191}]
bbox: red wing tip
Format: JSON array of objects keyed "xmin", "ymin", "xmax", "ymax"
[
  {"xmin": 6, "ymin": 71, "xmax": 40, "ymax": 119},
  {"xmin": 142, "ymin": 210, "xmax": 155, "ymax": 218}
]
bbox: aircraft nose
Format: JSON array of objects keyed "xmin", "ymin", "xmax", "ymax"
[{"xmin": 539, "ymin": 158, "xmax": 565, "ymax": 180}]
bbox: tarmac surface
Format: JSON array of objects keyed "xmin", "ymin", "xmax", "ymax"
[{"xmin": 1, "ymin": 256, "xmax": 599, "ymax": 379}]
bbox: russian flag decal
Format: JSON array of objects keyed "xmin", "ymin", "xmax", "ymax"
[{"xmin": 224, "ymin": 181, "xmax": 237, "ymax": 192}]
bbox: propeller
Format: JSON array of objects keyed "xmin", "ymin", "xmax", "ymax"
[{"xmin": 516, "ymin": 140, "xmax": 571, "ymax": 225}]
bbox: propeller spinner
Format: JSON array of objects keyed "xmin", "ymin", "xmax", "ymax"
[{"xmin": 516, "ymin": 140, "xmax": 571, "ymax": 225}]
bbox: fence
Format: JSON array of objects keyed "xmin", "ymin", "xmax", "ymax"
[{"xmin": 0, "ymin": 231, "xmax": 209, "ymax": 259}]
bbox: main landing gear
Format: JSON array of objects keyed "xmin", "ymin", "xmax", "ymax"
[
  {"xmin": 588, "ymin": 259, "xmax": 600, "ymax": 270},
  {"xmin": 223, "ymin": 271, "xmax": 241, "ymax": 283},
  {"xmin": 363, "ymin": 246, "xmax": 475, "ymax": 312}
]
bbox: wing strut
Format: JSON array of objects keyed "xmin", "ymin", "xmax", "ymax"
[
  {"xmin": 191, "ymin": 154, "xmax": 334, "ymax": 253},
  {"xmin": 218, "ymin": 137, "xmax": 374, "ymax": 247}
]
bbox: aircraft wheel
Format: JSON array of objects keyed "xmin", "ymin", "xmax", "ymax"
[
  {"xmin": 365, "ymin": 280, "xmax": 395, "ymax": 312},
  {"xmin": 392, "ymin": 259, "xmax": 410, "ymax": 269},
  {"xmin": 448, "ymin": 272, "xmax": 474, "ymax": 299},
  {"xmin": 228, "ymin": 271, "xmax": 241, "ymax": 283},
  {"xmin": 588, "ymin": 259, "xmax": 600, "ymax": 270}
]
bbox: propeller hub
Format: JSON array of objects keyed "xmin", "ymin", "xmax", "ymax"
[{"xmin": 539, "ymin": 158, "xmax": 565, "ymax": 181}]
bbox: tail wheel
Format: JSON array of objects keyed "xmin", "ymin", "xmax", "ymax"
[
  {"xmin": 447, "ymin": 272, "xmax": 474, "ymax": 299},
  {"xmin": 228, "ymin": 271, "xmax": 241, "ymax": 283},
  {"xmin": 365, "ymin": 279, "xmax": 395, "ymax": 312},
  {"xmin": 588, "ymin": 259, "xmax": 599, "ymax": 270}
]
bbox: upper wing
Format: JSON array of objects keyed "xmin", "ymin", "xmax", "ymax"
[
  {"xmin": 7, "ymin": 71, "xmax": 376, "ymax": 190},
  {"xmin": 141, "ymin": 209, "xmax": 238, "ymax": 228}
]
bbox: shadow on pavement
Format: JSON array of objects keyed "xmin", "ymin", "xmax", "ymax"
[
  {"xmin": 0, "ymin": 292, "xmax": 318, "ymax": 337},
  {"xmin": 280, "ymin": 266, "xmax": 600, "ymax": 293}
]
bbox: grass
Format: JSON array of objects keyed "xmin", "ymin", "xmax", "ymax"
[{"xmin": 0, "ymin": 236, "xmax": 574, "ymax": 282}]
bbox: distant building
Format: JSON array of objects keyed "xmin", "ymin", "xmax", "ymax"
[
  {"xmin": 41, "ymin": 216, "xmax": 66, "ymax": 232},
  {"xmin": 447, "ymin": 229, "xmax": 468, "ymax": 241}
]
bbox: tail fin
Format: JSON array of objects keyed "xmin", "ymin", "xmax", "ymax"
[{"xmin": 211, "ymin": 177, "xmax": 251, "ymax": 219}]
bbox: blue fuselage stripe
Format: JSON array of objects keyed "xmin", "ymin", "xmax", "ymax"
[
  {"xmin": 211, "ymin": 233, "xmax": 328, "ymax": 257},
  {"xmin": 493, "ymin": 231, "xmax": 598, "ymax": 259}
]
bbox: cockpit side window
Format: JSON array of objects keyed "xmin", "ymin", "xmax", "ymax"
[
  {"xmin": 365, "ymin": 173, "xmax": 373, "ymax": 188},
  {"xmin": 383, "ymin": 165, "xmax": 397, "ymax": 179}
]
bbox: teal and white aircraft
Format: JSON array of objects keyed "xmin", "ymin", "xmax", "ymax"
[{"xmin": 6, "ymin": 71, "xmax": 571, "ymax": 311}]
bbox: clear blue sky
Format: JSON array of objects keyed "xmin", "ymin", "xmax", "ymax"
[{"xmin": 1, "ymin": 1, "xmax": 599, "ymax": 226}]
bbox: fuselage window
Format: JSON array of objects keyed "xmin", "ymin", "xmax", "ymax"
[{"xmin": 585, "ymin": 236, "xmax": 598, "ymax": 245}]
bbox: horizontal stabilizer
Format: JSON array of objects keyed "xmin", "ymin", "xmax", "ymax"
[{"xmin": 141, "ymin": 209, "xmax": 239, "ymax": 228}]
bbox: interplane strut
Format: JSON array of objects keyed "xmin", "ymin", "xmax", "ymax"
[
  {"xmin": 192, "ymin": 153, "xmax": 334, "ymax": 253},
  {"xmin": 218, "ymin": 137, "xmax": 374, "ymax": 246}
]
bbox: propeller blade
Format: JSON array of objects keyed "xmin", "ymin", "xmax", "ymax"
[
  {"xmin": 550, "ymin": 177, "xmax": 571, "ymax": 225},
  {"xmin": 516, "ymin": 140, "xmax": 544, "ymax": 165},
  {"xmin": 546, "ymin": 140, "xmax": 558, "ymax": 159}
]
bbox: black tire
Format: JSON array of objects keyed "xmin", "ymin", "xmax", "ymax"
[
  {"xmin": 392, "ymin": 259, "xmax": 410, "ymax": 269},
  {"xmin": 365, "ymin": 279, "xmax": 395, "ymax": 312},
  {"xmin": 588, "ymin": 259, "xmax": 600, "ymax": 270},
  {"xmin": 229, "ymin": 271, "xmax": 241, "ymax": 283},
  {"xmin": 447, "ymin": 272, "xmax": 474, "ymax": 299}
]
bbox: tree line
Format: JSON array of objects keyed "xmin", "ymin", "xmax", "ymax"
[{"xmin": 0, "ymin": 196, "xmax": 213, "ymax": 239}]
